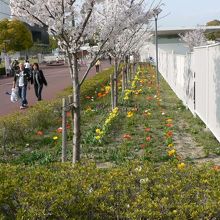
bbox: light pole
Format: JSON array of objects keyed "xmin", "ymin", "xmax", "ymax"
[{"xmin": 153, "ymin": 8, "xmax": 162, "ymax": 87}]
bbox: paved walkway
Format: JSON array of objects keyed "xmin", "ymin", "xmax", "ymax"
[{"xmin": 0, "ymin": 60, "xmax": 112, "ymax": 116}]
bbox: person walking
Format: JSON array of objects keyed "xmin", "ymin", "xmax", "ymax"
[
  {"xmin": 11, "ymin": 59, "xmax": 19, "ymax": 76},
  {"xmin": 108, "ymin": 55, "xmax": 112, "ymax": 64},
  {"xmin": 12, "ymin": 63, "xmax": 31, "ymax": 109},
  {"xmin": 95, "ymin": 59, "xmax": 100, "ymax": 73},
  {"xmin": 24, "ymin": 59, "xmax": 31, "ymax": 74},
  {"xmin": 31, "ymin": 63, "xmax": 47, "ymax": 101}
]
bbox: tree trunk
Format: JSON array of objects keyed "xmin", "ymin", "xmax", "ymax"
[
  {"xmin": 110, "ymin": 74, "xmax": 115, "ymax": 110},
  {"xmin": 127, "ymin": 57, "xmax": 130, "ymax": 83},
  {"xmin": 125, "ymin": 56, "xmax": 128, "ymax": 88},
  {"xmin": 132, "ymin": 63, "xmax": 136, "ymax": 79},
  {"xmin": 122, "ymin": 66, "xmax": 125, "ymax": 93},
  {"xmin": 113, "ymin": 58, "xmax": 118, "ymax": 108},
  {"xmin": 72, "ymin": 53, "xmax": 81, "ymax": 163},
  {"xmin": 67, "ymin": 51, "xmax": 81, "ymax": 164},
  {"xmin": 61, "ymin": 98, "xmax": 67, "ymax": 162}
]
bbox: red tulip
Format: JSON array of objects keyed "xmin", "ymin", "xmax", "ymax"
[
  {"xmin": 57, "ymin": 127, "xmax": 62, "ymax": 133},
  {"xmin": 146, "ymin": 136, "xmax": 151, "ymax": 141}
]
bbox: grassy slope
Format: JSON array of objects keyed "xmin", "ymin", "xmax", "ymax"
[{"xmin": 2, "ymin": 64, "xmax": 220, "ymax": 166}]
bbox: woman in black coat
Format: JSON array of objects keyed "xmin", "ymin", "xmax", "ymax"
[{"xmin": 32, "ymin": 63, "xmax": 47, "ymax": 101}]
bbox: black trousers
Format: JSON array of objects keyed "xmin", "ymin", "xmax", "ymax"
[
  {"xmin": 34, "ymin": 83, "xmax": 43, "ymax": 101},
  {"xmin": 95, "ymin": 65, "xmax": 100, "ymax": 73}
]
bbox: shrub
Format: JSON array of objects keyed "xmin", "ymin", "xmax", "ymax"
[
  {"xmin": 0, "ymin": 67, "xmax": 5, "ymax": 76},
  {"xmin": 0, "ymin": 67, "xmax": 113, "ymax": 149},
  {"xmin": 1, "ymin": 161, "xmax": 220, "ymax": 219},
  {"xmin": 0, "ymin": 102, "xmax": 60, "ymax": 148}
]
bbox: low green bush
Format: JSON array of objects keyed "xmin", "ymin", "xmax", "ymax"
[
  {"xmin": 0, "ymin": 67, "xmax": 113, "ymax": 149},
  {"xmin": 0, "ymin": 67, "xmax": 5, "ymax": 76},
  {"xmin": 0, "ymin": 100, "xmax": 62, "ymax": 149},
  {"xmin": 0, "ymin": 161, "xmax": 220, "ymax": 219}
]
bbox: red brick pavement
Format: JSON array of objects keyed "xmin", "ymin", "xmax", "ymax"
[{"xmin": 0, "ymin": 59, "xmax": 112, "ymax": 116}]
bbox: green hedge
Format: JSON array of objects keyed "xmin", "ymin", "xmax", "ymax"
[
  {"xmin": 1, "ymin": 161, "xmax": 220, "ymax": 219},
  {"xmin": 0, "ymin": 67, "xmax": 5, "ymax": 76},
  {"xmin": 0, "ymin": 67, "xmax": 113, "ymax": 147}
]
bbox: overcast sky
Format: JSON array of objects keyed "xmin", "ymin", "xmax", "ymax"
[{"xmin": 158, "ymin": 0, "xmax": 220, "ymax": 28}]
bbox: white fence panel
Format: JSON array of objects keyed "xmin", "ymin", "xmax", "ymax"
[
  {"xmin": 151, "ymin": 42, "xmax": 220, "ymax": 143},
  {"xmin": 208, "ymin": 45, "xmax": 220, "ymax": 139},
  {"xmin": 158, "ymin": 49, "xmax": 190, "ymax": 106},
  {"xmin": 193, "ymin": 47, "xmax": 208, "ymax": 123},
  {"xmin": 194, "ymin": 44, "xmax": 220, "ymax": 142},
  {"xmin": 184, "ymin": 53, "xmax": 195, "ymax": 113}
]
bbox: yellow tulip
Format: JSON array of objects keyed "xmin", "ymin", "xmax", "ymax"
[
  {"xmin": 53, "ymin": 136, "xmax": 58, "ymax": 140},
  {"xmin": 177, "ymin": 163, "xmax": 186, "ymax": 169},
  {"xmin": 168, "ymin": 149, "xmax": 176, "ymax": 157},
  {"xmin": 95, "ymin": 136, "xmax": 101, "ymax": 140},
  {"xmin": 127, "ymin": 111, "xmax": 134, "ymax": 118},
  {"xmin": 96, "ymin": 128, "xmax": 101, "ymax": 134}
]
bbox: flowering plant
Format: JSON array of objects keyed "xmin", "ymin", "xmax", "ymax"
[{"xmin": 94, "ymin": 107, "xmax": 119, "ymax": 143}]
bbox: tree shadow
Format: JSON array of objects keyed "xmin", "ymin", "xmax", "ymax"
[
  {"xmin": 214, "ymin": 46, "xmax": 220, "ymax": 125},
  {"xmin": 184, "ymin": 53, "xmax": 194, "ymax": 107}
]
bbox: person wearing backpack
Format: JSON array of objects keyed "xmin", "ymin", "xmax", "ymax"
[{"xmin": 31, "ymin": 63, "xmax": 47, "ymax": 101}]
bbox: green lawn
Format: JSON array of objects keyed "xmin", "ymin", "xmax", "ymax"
[
  {"xmin": 1, "ymin": 64, "xmax": 220, "ymax": 219},
  {"xmin": 1, "ymin": 63, "xmax": 220, "ymax": 166}
]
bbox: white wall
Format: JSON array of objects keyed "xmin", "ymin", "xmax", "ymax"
[
  {"xmin": 193, "ymin": 44, "xmax": 220, "ymax": 142},
  {"xmin": 147, "ymin": 42, "xmax": 220, "ymax": 143}
]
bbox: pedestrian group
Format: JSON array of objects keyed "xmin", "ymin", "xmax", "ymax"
[{"xmin": 12, "ymin": 60, "xmax": 47, "ymax": 109}]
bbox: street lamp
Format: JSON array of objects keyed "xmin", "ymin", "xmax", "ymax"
[{"xmin": 153, "ymin": 8, "xmax": 162, "ymax": 87}]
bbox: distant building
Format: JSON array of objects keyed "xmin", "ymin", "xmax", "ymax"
[
  {"xmin": 26, "ymin": 24, "xmax": 49, "ymax": 46},
  {"xmin": 0, "ymin": 0, "xmax": 49, "ymax": 46}
]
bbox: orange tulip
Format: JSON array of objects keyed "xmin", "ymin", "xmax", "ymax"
[
  {"xmin": 213, "ymin": 165, "xmax": 220, "ymax": 171},
  {"xmin": 166, "ymin": 131, "xmax": 173, "ymax": 137},
  {"xmin": 97, "ymin": 93, "xmax": 103, "ymax": 97},
  {"xmin": 37, "ymin": 130, "xmax": 43, "ymax": 136},
  {"xmin": 123, "ymin": 134, "xmax": 132, "ymax": 140}
]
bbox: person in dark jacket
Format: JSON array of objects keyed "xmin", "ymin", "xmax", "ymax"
[
  {"xmin": 13, "ymin": 63, "xmax": 31, "ymax": 109},
  {"xmin": 31, "ymin": 63, "xmax": 47, "ymax": 101}
]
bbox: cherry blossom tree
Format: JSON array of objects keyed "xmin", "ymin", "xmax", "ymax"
[
  {"xmin": 10, "ymin": 0, "xmax": 111, "ymax": 163},
  {"xmin": 179, "ymin": 28, "xmax": 207, "ymax": 51},
  {"xmin": 10, "ymin": 0, "xmax": 161, "ymax": 163},
  {"xmin": 107, "ymin": 26, "xmax": 152, "ymax": 98},
  {"xmin": 121, "ymin": 27, "xmax": 152, "ymax": 90},
  {"xmin": 98, "ymin": 0, "xmax": 160, "ymax": 108}
]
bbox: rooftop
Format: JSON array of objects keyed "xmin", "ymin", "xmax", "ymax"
[{"xmin": 156, "ymin": 26, "xmax": 220, "ymax": 36}]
